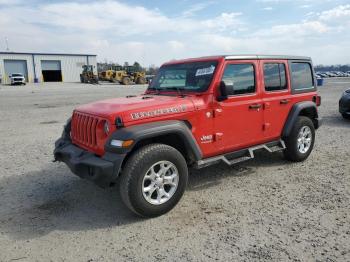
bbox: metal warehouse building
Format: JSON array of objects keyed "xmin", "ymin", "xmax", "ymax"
[{"xmin": 0, "ymin": 52, "xmax": 97, "ymax": 84}]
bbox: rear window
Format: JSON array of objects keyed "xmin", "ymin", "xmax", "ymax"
[
  {"xmin": 264, "ymin": 63, "xmax": 287, "ymax": 92},
  {"xmin": 290, "ymin": 62, "xmax": 314, "ymax": 92}
]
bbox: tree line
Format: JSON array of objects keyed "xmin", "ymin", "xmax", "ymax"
[{"xmin": 315, "ymin": 64, "xmax": 350, "ymax": 72}]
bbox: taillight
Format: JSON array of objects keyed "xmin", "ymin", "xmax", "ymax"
[{"xmin": 313, "ymin": 95, "xmax": 321, "ymax": 106}]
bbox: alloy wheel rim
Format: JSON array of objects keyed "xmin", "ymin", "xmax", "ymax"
[
  {"xmin": 142, "ymin": 161, "xmax": 179, "ymax": 205},
  {"xmin": 297, "ymin": 126, "xmax": 312, "ymax": 153}
]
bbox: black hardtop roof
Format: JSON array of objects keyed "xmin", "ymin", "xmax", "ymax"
[
  {"xmin": 224, "ymin": 54, "xmax": 311, "ymax": 60},
  {"xmin": 167, "ymin": 55, "xmax": 312, "ymax": 64}
]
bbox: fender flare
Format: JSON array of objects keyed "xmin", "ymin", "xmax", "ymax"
[
  {"xmin": 282, "ymin": 101, "xmax": 319, "ymax": 138},
  {"xmin": 105, "ymin": 120, "xmax": 203, "ymax": 161}
]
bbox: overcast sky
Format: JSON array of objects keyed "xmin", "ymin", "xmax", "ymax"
[{"xmin": 0, "ymin": 0, "xmax": 349, "ymax": 66}]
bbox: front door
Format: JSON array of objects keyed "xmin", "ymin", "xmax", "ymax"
[{"xmin": 214, "ymin": 60, "xmax": 264, "ymax": 153}]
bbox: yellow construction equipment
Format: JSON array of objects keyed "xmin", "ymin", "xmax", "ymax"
[
  {"xmin": 98, "ymin": 70, "xmax": 115, "ymax": 82},
  {"xmin": 80, "ymin": 65, "xmax": 99, "ymax": 84},
  {"xmin": 98, "ymin": 65, "xmax": 146, "ymax": 85},
  {"xmin": 124, "ymin": 66, "xmax": 146, "ymax": 85}
]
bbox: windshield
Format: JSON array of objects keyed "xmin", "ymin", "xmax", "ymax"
[
  {"xmin": 11, "ymin": 74, "xmax": 22, "ymax": 77},
  {"xmin": 149, "ymin": 61, "xmax": 218, "ymax": 92}
]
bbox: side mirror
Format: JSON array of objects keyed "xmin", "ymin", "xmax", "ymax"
[{"xmin": 217, "ymin": 81, "xmax": 228, "ymax": 102}]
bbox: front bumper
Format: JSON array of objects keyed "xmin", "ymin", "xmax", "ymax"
[
  {"xmin": 11, "ymin": 78, "xmax": 25, "ymax": 84},
  {"xmin": 54, "ymin": 136, "xmax": 126, "ymax": 188}
]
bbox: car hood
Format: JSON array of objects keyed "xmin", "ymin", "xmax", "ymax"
[{"xmin": 75, "ymin": 95, "xmax": 195, "ymax": 123}]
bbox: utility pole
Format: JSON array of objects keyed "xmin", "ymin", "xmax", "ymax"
[{"xmin": 5, "ymin": 37, "xmax": 9, "ymax": 51}]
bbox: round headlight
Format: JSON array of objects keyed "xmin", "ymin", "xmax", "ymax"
[{"xmin": 104, "ymin": 121, "xmax": 110, "ymax": 135}]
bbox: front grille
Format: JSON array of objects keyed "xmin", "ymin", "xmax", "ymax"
[{"xmin": 71, "ymin": 112, "xmax": 100, "ymax": 148}]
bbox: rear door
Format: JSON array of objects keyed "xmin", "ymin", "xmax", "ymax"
[
  {"xmin": 214, "ymin": 60, "xmax": 264, "ymax": 153},
  {"xmin": 261, "ymin": 60, "xmax": 292, "ymax": 140}
]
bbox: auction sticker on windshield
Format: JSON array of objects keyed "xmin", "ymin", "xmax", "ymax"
[{"xmin": 195, "ymin": 65, "xmax": 215, "ymax": 76}]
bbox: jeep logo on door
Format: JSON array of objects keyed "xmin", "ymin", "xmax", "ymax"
[
  {"xmin": 200, "ymin": 135, "xmax": 213, "ymax": 143},
  {"xmin": 131, "ymin": 105, "xmax": 187, "ymax": 120}
]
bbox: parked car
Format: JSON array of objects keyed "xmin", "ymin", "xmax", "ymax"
[
  {"xmin": 339, "ymin": 89, "xmax": 350, "ymax": 119},
  {"xmin": 323, "ymin": 72, "xmax": 333, "ymax": 77},
  {"xmin": 318, "ymin": 73, "xmax": 328, "ymax": 78},
  {"xmin": 54, "ymin": 55, "xmax": 322, "ymax": 217},
  {"xmin": 9, "ymin": 73, "xmax": 26, "ymax": 85}
]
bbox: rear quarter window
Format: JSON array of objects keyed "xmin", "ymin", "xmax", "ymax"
[{"xmin": 290, "ymin": 62, "xmax": 315, "ymax": 93}]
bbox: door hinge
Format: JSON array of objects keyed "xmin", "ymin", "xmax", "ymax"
[
  {"xmin": 213, "ymin": 108, "xmax": 223, "ymax": 118},
  {"xmin": 264, "ymin": 102, "xmax": 271, "ymax": 109},
  {"xmin": 215, "ymin": 132, "xmax": 223, "ymax": 141},
  {"xmin": 263, "ymin": 123, "xmax": 271, "ymax": 130}
]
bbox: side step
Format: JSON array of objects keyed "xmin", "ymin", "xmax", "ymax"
[{"xmin": 195, "ymin": 140, "xmax": 286, "ymax": 169}]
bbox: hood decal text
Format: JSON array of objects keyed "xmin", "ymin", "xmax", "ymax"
[{"xmin": 131, "ymin": 105, "xmax": 187, "ymax": 120}]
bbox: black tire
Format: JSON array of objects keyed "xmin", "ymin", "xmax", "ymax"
[
  {"xmin": 122, "ymin": 77, "xmax": 130, "ymax": 85},
  {"xmin": 342, "ymin": 113, "xmax": 350, "ymax": 120},
  {"xmin": 136, "ymin": 77, "xmax": 146, "ymax": 85},
  {"xmin": 284, "ymin": 116, "xmax": 315, "ymax": 162},
  {"xmin": 119, "ymin": 143, "xmax": 188, "ymax": 217}
]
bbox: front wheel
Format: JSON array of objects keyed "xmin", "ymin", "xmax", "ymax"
[
  {"xmin": 122, "ymin": 77, "xmax": 130, "ymax": 85},
  {"xmin": 284, "ymin": 116, "xmax": 315, "ymax": 162},
  {"xmin": 119, "ymin": 144, "xmax": 188, "ymax": 217}
]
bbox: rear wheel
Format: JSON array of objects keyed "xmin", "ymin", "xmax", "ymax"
[
  {"xmin": 136, "ymin": 77, "xmax": 146, "ymax": 84},
  {"xmin": 119, "ymin": 144, "xmax": 188, "ymax": 217},
  {"xmin": 284, "ymin": 116, "xmax": 315, "ymax": 162}
]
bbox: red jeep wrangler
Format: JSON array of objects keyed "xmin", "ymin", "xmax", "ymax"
[{"xmin": 54, "ymin": 55, "xmax": 321, "ymax": 217}]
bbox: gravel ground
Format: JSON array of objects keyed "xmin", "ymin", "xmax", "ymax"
[{"xmin": 0, "ymin": 79, "xmax": 349, "ymax": 262}]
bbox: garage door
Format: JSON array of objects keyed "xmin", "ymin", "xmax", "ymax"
[
  {"xmin": 4, "ymin": 60, "xmax": 28, "ymax": 81},
  {"xmin": 41, "ymin": 60, "xmax": 62, "ymax": 82}
]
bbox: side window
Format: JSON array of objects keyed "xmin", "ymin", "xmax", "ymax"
[
  {"xmin": 222, "ymin": 64, "xmax": 255, "ymax": 95},
  {"xmin": 290, "ymin": 62, "xmax": 314, "ymax": 91},
  {"xmin": 264, "ymin": 63, "xmax": 287, "ymax": 91}
]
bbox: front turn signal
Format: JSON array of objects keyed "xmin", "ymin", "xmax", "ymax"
[{"xmin": 110, "ymin": 139, "xmax": 134, "ymax": 148}]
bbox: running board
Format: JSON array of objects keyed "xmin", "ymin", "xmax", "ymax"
[{"xmin": 195, "ymin": 140, "xmax": 286, "ymax": 169}]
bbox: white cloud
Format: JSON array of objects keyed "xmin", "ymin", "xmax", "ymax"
[
  {"xmin": 202, "ymin": 12, "xmax": 243, "ymax": 32},
  {"xmin": 263, "ymin": 7, "xmax": 274, "ymax": 10},
  {"xmin": 0, "ymin": 1, "xmax": 349, "ymax": 65},
  {"xmin": 182, "ymin": 2, "xmax": 213, "ymax": 17},
  {"xmin": 168, "ymin": 41, "xmax": 185, "ymax": 50},
  {"xmin": 256, "ymin": 21, "xmax": 330, "ymax": 36},
  {"xmin": 300, "ymin": 4, "xmax": 311, "ymax": 8},
  {"xmin": 319, "ymin": 4, "xmax": 350, "ymax": 21},
  {"xmin": 0, "ymin": 0, "xmax": 22, "ymax": 5}
]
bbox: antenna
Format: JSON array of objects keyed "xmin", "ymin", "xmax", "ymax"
[{"xmin": 5, "ymin": 37, "xmax": 9, "ymax": 51}]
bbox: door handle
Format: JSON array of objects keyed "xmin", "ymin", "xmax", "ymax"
[
  {"xmin": 280, "ymin": 99, "xmax": 290, "ymax": 105},
  {"xmin": 249, "ymin": 104, "xmax": 262, "ymax": 110}
]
